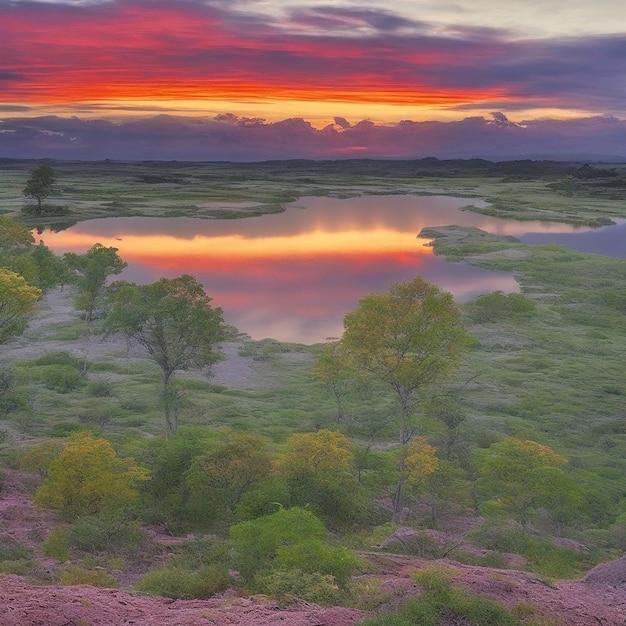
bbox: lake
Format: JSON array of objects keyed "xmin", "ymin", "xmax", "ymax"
[{"xmin": 37, "ymin": 194, "xmax": 610, "ymax": 343}]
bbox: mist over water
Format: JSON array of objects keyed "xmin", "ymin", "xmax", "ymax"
[{"xmin": 38, "ymin": 194, "xmax": 612, "ymax": 343}]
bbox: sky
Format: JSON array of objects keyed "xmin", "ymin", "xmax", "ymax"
[{"xmin": 1, "ymin": 0, "xmax": 625, "ymax": 160}]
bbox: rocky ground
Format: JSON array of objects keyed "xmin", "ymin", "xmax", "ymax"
[{"xmin": 1, "ymin": 289, "xmax": 625, "ymax": 625}]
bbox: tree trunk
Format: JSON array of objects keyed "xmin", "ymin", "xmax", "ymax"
[{"xmin": 162, "ymin": 374, "xmax": 176, "ymax": 437}]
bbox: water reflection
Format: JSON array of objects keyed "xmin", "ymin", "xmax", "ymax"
[
  {"xmin": 521, "ymin": 221, "xmax": 626, "ymax": 258},
  {"xmin": 37, "ymin": 194, "xmax": 597, "ymax": 343}
]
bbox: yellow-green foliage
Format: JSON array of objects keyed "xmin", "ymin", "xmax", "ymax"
[
  {"xmin": 34, "ymin": 431, "xmax": 149, "ymax": 520},
  {"xmin": 0, "ymin": 268, "xmax": 41, "ymax": 343},
  {"xmin": 59, "ymin": 566, "xmax": 119, "ymax": 588}
]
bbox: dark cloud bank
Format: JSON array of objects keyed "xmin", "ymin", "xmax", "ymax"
[{"xmin": 0, "ymin": 113, "xmax": 625, "ymax": 161}]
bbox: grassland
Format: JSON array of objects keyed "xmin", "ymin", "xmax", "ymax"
[
  {"xmin": 1, "ymin": 157, "xmax": 625, "ymax": 559},
  {"xmin": 2, "ymin": 158, "xmax": 626, "ymax": 228}
]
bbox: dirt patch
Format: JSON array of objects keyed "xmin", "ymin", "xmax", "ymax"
[{"xmin": 0, "ymin": 576, "xmax": 366, "ymax": 626}]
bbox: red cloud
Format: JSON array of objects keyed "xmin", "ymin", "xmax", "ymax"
[{"xmin": 0, "ymin": 0, "xmax": 516, "ymax": 107}]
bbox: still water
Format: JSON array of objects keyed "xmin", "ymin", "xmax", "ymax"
[{"xmin": 38, "ymin": 194, "xmax": 607, "ymax": 343}]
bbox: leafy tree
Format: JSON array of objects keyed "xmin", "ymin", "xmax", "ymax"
[
  {"xmin": 186, "ymin": 431, "xmax": 273, "ymax": 527},
  {"xmin": 275, "ymin": 429, "xmax": 353, "ymax": 477},
  {"xmin": 105, "ymin": 275, "xmax": 224, "ymax": 435},
  {"xmin": 34, "ymin": 431, "xmax": 149, "ymax": 520},
  {"xmin": 341, "ymin": 277, "xmax": 472, "ymax": 444},
  {"xmin": 19, "ymin": 439, "xmax": 65, "ymax": 478},
  {"xmin": 395, "ymin": 436, "xmax": 439, "ymax": 520},
  {"xmin": 30, "ymin": 242, "xmax": 70, "ymax": 291},
  {"xmin": 404, "ymin": 436, "xmax": 439, "ymax": 488},
  {"xmin": 132, "ymin": 426, "xmax": 221, "ymax": 531},
  {"xmin": 274, "ymin": 429, "xmax": 368, "ymax": 528},
  {"xmin": 338, "ymin": 277, "xmax": 472, "ymax": 520},
  {"xmin": 474, "ymin": 438, "xmax": 581, "ymax": 526},
  {"xmin": 64, "ymin": 243, "xmax": 127, "ymax": 321},
  {"xmin": 0, "ymin": 268, "xmax": 41, "ymax": 343},
  {"xmin": 22, "ymin": 164, "xmax": 56, "ymax": 216},
  {"xmin": 310, "ymin": 341, "xmax": 355, "ymax": 422},
  {"xmin": 0, "ymin": 216, "xmax": 34, "ymax": 248}
]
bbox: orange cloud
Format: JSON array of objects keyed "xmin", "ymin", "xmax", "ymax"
[{"xmin": 0, "ymin": 0, "xmax": 512, "ymax": 111}]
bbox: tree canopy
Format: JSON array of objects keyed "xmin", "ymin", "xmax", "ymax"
[
  {"xmin": 23, "ymin": 165, "xmax": 56, "ymax": 215},
  {"xmin": 0, "ymin": 268, "xmax": 41, "ymax": 344},
  {"xmin": 105, "ymin": 274, "xmax": 225, "ymax": 434},
  {"xmin": 34, "ymin": 431, "xmax": 149, "ymax": 520},
  {"xmin": 341, "ymin": 277, "xmax": 472, "ymax": 440},
  {"xmin": 64, "ymin": 243, "xmax": 127, "ymax": 321}
]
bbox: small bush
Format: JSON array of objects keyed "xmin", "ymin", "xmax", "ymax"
[
  {"xmin": 40, "ymin": 365, "xmax": 82, "ymax": 393},
  {"xmin": 467, "ymin": 291, "xmax": 537, "ymax": 323},
  {"xmin": 135, "ymin": 564, "xmax": 230, "ymax": 599},
  {"xmin": 34, "ymin": 351, "xmax": 85, "ymax": 369},
  {"xmin": 467, "ymin": 521, "xmax": 533, "ymax": 554},
  {"xmin": 49, "ymin": 422, "xmax": 91, "ymax": 437},
  {"xmin": 254, "ymin": 569, "xmax": 342, "ymax": 605},
  {"xmin": 0, "ymin": 536, "xmax": 32, "ymax": 562},
  {"xmin": 59, "ymin": 566, "xmax": 119, "ymax": 588},
  {"xmin": 87, "ymin": 380, "xmax": 112, "ymax": 397},
  {"xmin": 0, "ymin": 559, "xmax": 35, "ymax": 575},
  {"xmin": 67, "ymin": 514, "xmax": 149, "ymax": 556},
  {"xmin": 42, "ymin": 529, "xmax": 70, "ymax": 562},
  {"xmin": 275, "ymin": 539, "xmax": 361, "ymax": 587},
  {"xmin": 358, "ymin": 565, "xmax": 520, "ymax": 626},
  {"xmin": 169, "ymin": 537, "xmax": 230, "ymax": 570}
]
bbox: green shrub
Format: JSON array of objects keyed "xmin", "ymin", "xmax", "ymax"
[
  {"xmin": 87, "ymin": 380, "xmax": 112, "ymax": 397},
  {"xmin": 59, "ymin": 566, "xmax": 119, "ymax": 588},
  {"xmin": 254, "ymin": 569, "xmax": 342, "ymax": 605},
  {"xmin": 169, "ymin": 537, "xmax": 229, "ymax": 570},
  {"xmin": 274, "ymin": 538, "xmax": 362, "ymax": 587},
  {"xmin": 135, "ymin": 564, "xmax": 230, "ymax": 599},
  {"xmin": 358, "ymin": 565, "xmax": 520, "ymax": 626},
  {"xmin": 49, "ymin": 422, "xmax": 91, "ymax": 437},
  {"xmin": 467, "ymin": 291, "xmax": 537, "ymax": 323},
  {"xmin": 40, "ymin": 365, "xmax": 82, "ymax": 393},
  {"xmin": 67, "ymin": 514, "xmax": 149, "ymax": 556},
  {"xmin": 0, "ymin": 535, "xmax": 32, "ymax": 562},
  {"xmin": 467, "ymin": 521, "xmax": 533, "ymax": 554},
  {"xmin": 34, "ymin": 351, "xmax": 85, "ymax": 369},
  {"xmin": 0, "ymin": 559, "xmax": 35, "ymax": 575},
  {"xmin": 229, "ymin": 506, "xmax": 327, "ymax": 582},
  {"xmin": 42, "ymin": 528, "xmax": 70, "ymax": 562}
]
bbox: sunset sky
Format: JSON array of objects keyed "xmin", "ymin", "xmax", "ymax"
[{"xmin": 1, "ymin": 0, "xmax": 625, "ymax": 160}]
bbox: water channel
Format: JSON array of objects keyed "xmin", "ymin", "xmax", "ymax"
[{"xmin": 37, "ymin": 194, "xmax": 621, "ymax": 343}]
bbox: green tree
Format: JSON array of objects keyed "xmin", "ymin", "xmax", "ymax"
[
  {"xmin": 23, "ymin": 164, "xmax": 56, "ymax": 216},
  {"xmin": 34, "ymin": 431, "xmax": 149, "ymax": 520},
  {"xmin": 475, "ymin": 438, "xmax": 581, "ymax": 526},
  {"xmin": 105, "ymin": 275, "xmax": 224, "ymax": 435},
  {"xmin": 310, "ymin": 341, "xmax": 355, "ymax": 423},
  {"xmin": 132, "ymin": 426, "xmax": 220, "ymax": 532},
  {"xmin": 274, "ymin": 429, "xmax": 367, "ymax": 527},
  {"xmin": 64, "ymin": 243, "xmax": 127, "ymax": 321},
  {"xmin": 186, "ymin": 431, "xmax": 273, "ymax": 527},
  {"xmin": 339, "ymin": 277, "xmax": 472, "ymax": 520},
  {"xmin": 0, "ymin": 268, "xmax": 41, "ymax": 343},
  {"xmin": 0, "ymin": 216, "xmax": 34, "ymax": 248}
]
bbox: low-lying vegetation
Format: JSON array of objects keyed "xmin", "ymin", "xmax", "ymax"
[{"xmin": 0, "ymin": 159, "xmax": 625, "ymax": 624}]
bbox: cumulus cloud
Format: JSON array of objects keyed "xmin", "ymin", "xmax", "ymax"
[{"xmin": 1, "ymin": 113, "xmax": 625, "ymax": 161}]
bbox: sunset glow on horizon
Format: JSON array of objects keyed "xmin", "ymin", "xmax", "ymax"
[{"xmin": 2, "ymin": 0, "xmax": 625, "ymax": 129}]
